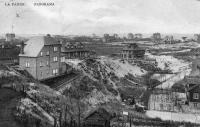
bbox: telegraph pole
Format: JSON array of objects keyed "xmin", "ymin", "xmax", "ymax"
[{"xmin": 11, "ymin": 24, "xmax": 14, "ymax": 33}]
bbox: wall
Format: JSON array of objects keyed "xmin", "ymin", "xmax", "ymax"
[
  {"xmin": 190, "ymin": 58, "xmax": 200, "ymax": 76},
  {"xmin": 148, "ymin": 94, "xmax": 174, "ymax": 111},
  {"xmin": 36, "ymin": 46, "xmax": 51, "ymax": 80},
  {"xmin": 36, "ymin": 44, "xmax": 63, "ymax": 80},
  {"xmin": 19, "ymin": 57, "xmax": 37, "ymax": 78},
  {"xmin": 189, "ymin": 87, "xmax": 200, "ymax": 103},
  {"xmin": 189, "ymin": 102, "xmax": 200, "ymax": 109}
]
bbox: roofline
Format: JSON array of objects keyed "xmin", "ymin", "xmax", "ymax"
[
  {"xmin": 44, "ymin": 43, "xmax": 61, "ymax": 46},
  {"xmin": 188, "ymin": 84, "xmax": 199, "ymax": 91},
  {"xmin": 19, "ymin": 55, "xmax": 37, "ymax": 58}
]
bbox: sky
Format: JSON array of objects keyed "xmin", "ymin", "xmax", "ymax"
[{"xmin": 0, "ymin": 0, "xmax": 200, "ymax": 35}]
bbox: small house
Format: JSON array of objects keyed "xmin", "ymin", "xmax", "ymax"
[
  {"xmin": 83, "ymin": 108, "xmax": 112, "ymax": 127},
  {"xmin": 121, "ymin": 43, "xmax": 145, "ymax": 60},
  {"xmin": 19, "ymin": 35, "xmax": 67, "ymax": 80},
  {"xmin": 148, "ymin": 89, "xmax": 187, "ymax": 112},
  {"xmin": 61, "ymin": 42, "xmax": 92, "ymax": 59},
  {"xmin": 0, "ymin": 44, "xmax": 20, "ymax": 65},
  {"xmin": 188, "ymin": 83, "xmax": 200, "ymax": 109}
]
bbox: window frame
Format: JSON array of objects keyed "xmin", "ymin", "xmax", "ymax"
[
  {"xmin": 53, "ymin": 47, "xmax": 58, "ymax": 52},
  {"xmin": 39, "ymin": 61, "xmax": 43, "ymax": 67},
  {"xmin": 61, "ymin": 56, "xmax": 65, "ymax": 62},
  {"xmin": 25, "ymin": 61, "xmax": 30, "ymax": 68},
  {"xmin": 53, "ymin": 69, "xmax": 58, "ymax": 75},
  {"xmin": 193, "ymin": 93, "xmax": 199, "ymax": 100},
  {"xmin": 53, "ymin": 56, "xmax": 58, "ymax": 62},
  {"xmin": 46, "ymin": 61, "xmax": 49, "ymax": 66},
  {"xmin": 46, "ymin": 51, "xmax": 50, "ymax": 56},
  {"xmin": 194, "ymin": 102, "xmax": 198, "ymax": 108}
]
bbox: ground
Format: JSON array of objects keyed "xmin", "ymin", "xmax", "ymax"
[
  {"xmin": 146, "ymin": 110, "xmax": 200, "ymax": 124},
  {"xmin": 0, "ymin": 88, "xmax": 22, "ymax": 127},
  {"xmin": 0, "ymin": 41, "xmax": 200, "ymax": 126}
]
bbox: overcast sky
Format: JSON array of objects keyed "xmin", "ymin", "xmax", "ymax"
[{"xmin": 0, "ymin": 0, "xmax": 200, "ymax": 35}]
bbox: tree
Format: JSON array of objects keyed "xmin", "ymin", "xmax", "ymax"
[{"xmin": 68, "ymin": 76, "xmax": 85, "ymax": 127}]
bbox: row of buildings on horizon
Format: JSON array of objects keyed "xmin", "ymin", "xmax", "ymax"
[
  {"xmin": 0, "ymin": 32, "xmax": 200, "ymax": 76},
  {"xmin": 1, "ymin": 32, "xmax": 200, "ymax": 43}
]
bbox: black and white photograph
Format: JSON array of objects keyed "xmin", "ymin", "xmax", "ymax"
[{"xmin": 1, "ymin": 0, "xmax": 200, "ymax": 126}]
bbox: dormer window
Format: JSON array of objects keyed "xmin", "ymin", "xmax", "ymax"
[
  {"xmin": 54, "ymin": 47, "xmax": 58, "ymax": 52},
  {"xmin": 193, "ymin": 93, "xmax": 199, "ymax": 99}
]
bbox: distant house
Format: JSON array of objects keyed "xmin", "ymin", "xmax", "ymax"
[
  {"xmin": 152, "ymin": 33, "xmax": 162, "ymax": 43},
  {"xmin": 127, "ymin": 33, "xmax": 134, "ymax": 40},
  {"xmin": 83, "ymin": 108, "xmax": 112, "ymax": 127},
  {"xmin": 19, "ymin": 35, "xmax": 67, "ymax": 80},
  {"xmin": 61, "ymin": 42, "xmax": 93, "ymax": 59},
  {"xmin": 188, "ymin": 84, "xmax": 200, "ymax": 109},
  {"xmin": 5, "ymin": 33, "xmax": 15, "ymax": 42},
  {"xmin": 163, "ymin": 35, "xmax": 181, "ymax": 44},
  {"xmin": 148, "ymin": 90, "xmax": 187, "ymax": 112},
  {"xmin": 0, "ymin": 44, "xmax": 20, "ymax": 65},
  {"xmin": 103, "ymin": 33, "xmax": 121, "ymax": 42},
  {"xmin": 121, "ymin": 43, "xmax": 145, "ymax": 60},
  {"xmin": 184, "ymin": 76, "xmax": 200, "ymax": 109},
  {"xmin": 134, "ymin": 33, "xmax": 143, "ymax": 39},
  {"xmin": 0, "ymin": 33, "xmax": 24, "ymax": 65}
]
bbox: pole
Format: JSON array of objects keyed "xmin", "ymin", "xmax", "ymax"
[
  {"xmin": 12, "ymin": 24, "xmax": 14, "ymax": 33},
  {"xmin": 129, "ymin": 114, "xmax": 132, "ymax": 127}
]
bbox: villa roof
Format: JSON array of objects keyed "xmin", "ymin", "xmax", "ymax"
[{"xmin": 19, "ymin": 36, "xmax": 60, "ymax": 57}]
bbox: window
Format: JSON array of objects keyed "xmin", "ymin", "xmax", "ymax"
[
  {"xmin": 46, "ymin": 61, "xmax": 49, "ymax": 66},
  {"xmin": 53, "ymin": 69, "xmax": 58, "ymax": 75},
  {"xmin": 61, "ymin": 57, "xmax": 65, "ymax": 62},
  {"xmin": 53, "ymin": 57, "xmax": 58, "ymax": 62},
  {"xmin": 46, "ymin": 51, "xmax": 49, "ymax": 55},
  {"xmin": 53, "ymin": 47, "xmax": 58, "ymax": 52},
  {"xmin": 39, "ymin": 62, "xmax": 43, "ymax": 67},
  {"xmin": 25, "ymin": 62, "xmax": 30, "ymax": 68},
  {"xmin": 40, "ymin": 52, "xmax": 43, "ymax": 56},
  {"xmin": 160, "ymin": 104, "xmax": 163, "ymax": 110},
  {"xmin": 194, "ymin": 103, "xmax": 198, "ymax": 108},
  {"xmin": 193, "ymin": 93, "xmax": 199, "ymax": 99}
]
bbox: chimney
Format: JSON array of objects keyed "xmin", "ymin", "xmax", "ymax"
[
  {"xmin": 47, "ymin": 34, "xmax": 51, "ymax": 37},
  {"xmin": 20, "ymin": 41, "xmax": 25, "ymax": 54}
]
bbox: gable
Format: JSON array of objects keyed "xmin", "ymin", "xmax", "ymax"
[
  {"xmin": 19, "ymin": 37, "xmax": 44, "ymax": 57},
  {"xmin": 84, "ymin": 108, "xmax": 111, "ymax": 121},
  {"xmin": 86, "ymin": 112, "xmax": 106, "ymax": 121}
]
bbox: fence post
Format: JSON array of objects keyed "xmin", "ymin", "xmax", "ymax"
[{"xmin": 129, "ymin": 114, "xmax": 132, "ymax": 127}]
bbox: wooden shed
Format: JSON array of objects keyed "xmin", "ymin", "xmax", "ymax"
[{"xmin": 83, "ymin": 108, "xmax": 112, "ymax": 127}]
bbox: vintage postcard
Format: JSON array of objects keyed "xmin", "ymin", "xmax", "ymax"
[{"xmin": 0, "ymin": 0, "xmax": 200, "ymax": 127}]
